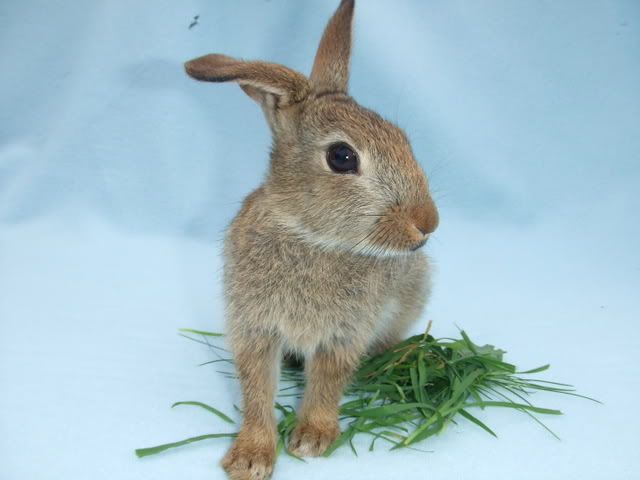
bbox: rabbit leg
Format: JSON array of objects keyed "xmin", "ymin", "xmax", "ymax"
[
  {"xmin": 288, "ymin": 344, "xmax": 363, "ymax": 457},
  {"xmin": 222, "ymin": 335, "xmax": 281, "ymax": 480}
]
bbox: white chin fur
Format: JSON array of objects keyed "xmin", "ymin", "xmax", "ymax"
[{"xmin": 275, "ymin": 213, "xmax": 415, "ymax": 258}]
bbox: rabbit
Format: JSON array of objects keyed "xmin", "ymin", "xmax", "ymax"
[{"xmin": 184, "ymin": 1, "xmax": 438, "ymax": 478}]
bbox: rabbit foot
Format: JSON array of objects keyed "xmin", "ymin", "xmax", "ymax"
[
  {"xmin": 288, "ymin": 420, "xmax": 340, "ymax": 457},
  {"xmin": 222, "ymin": 435, "xmax": 275, "ymax": 480}
]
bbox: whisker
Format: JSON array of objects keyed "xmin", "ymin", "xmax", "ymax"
[{"xmin": 349, "ymin": 228, "xmax": 379, "ymax": 256}]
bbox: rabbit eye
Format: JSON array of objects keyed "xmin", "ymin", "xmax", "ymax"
[{"xmin": 326, "ymin": 143, "xmax": 358, "ymax": 174}]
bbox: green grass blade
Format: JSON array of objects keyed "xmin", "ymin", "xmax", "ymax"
[
  {"xmin": 459, "ymin": 330, "xmax": 478, "ymax": 354},
  {"xmin": 172, "ymin": 401, "xmax": 235, "ymax": 424},
  {"xmin": 464, "ymin": 401, "xmax": 562, "ymax": 415},
  {"xmin": 135, "ymin": 433, "xmax": 236, "ymax": 458},
  {"xmin": 178, "ymin": 328, "xmax": 223, "ymax": 337},
  {"xmin": 517, "ymin": 364, "xmax": 550, "ymax": 374},
  {"xmin": 459, "ymin": 409, "xmax": 497, "ymax": 437},
  {"xmin": 342, "ymin": 402, "xmax": 436, "ymax": 418}
]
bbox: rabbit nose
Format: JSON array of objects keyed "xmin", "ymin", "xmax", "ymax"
[{"xmin": 409, "ymin": 201, "xmax": 439, "ymax": 236}]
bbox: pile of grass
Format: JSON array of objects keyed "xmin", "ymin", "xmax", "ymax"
[{"xmin": 136, "ymin": 323, "xmax": 596, "ymax": 458}]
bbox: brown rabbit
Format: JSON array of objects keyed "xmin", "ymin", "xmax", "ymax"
[{"xmin": 185, "ymin": 1, "xmax": 438, "ymax": 478}]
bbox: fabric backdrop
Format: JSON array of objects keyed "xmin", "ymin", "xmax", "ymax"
[{"xmin": 1, "ymin": 1, "xmax": 638, "ymax": 479}]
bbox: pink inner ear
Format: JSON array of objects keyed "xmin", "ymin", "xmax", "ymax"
[{"xmin": 240, "ymin": 84, "xmax": 265, "ymax": 103}]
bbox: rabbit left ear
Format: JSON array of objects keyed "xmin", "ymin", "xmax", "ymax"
[
  {"xmin": 310, "ymin": 0, "xmax": 355, "ymax": 94},
  {"xmin": 185, "ymin": 54, "xmax": 310, "ymax": 132},
  {"xmin": 185, "ymin": 54, "xmax": 310, "ymax": 107}
]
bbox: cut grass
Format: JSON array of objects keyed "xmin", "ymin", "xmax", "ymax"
[{"xmin": 135, "ymin": 322, "xmax": 598, "ymax": 459}]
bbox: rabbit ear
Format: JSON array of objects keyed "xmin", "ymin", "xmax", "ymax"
[
  {"xmin": 310, "ymin": 0, "xmax": 355, "ymax": 94},
  {"xmin": 184, "ymin": 54, "xmax": 310, "ymax": 108}
]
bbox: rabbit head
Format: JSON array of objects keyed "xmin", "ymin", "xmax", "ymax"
[{"xmin": 185, "ymin": 0, "xmax": 438, "ymax": 256}]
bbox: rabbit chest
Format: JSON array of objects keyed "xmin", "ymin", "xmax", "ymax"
[{"xmin": 225, "ymin": 215, "xmax": 426, "ymax": 354}]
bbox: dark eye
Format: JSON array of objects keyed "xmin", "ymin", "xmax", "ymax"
[{"xmin": 326, "ymin": 143, "xmax": 359, "ymax": 174}]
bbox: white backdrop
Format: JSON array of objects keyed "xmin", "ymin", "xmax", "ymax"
[{"xmin": 1, "ymin": 1, "xmax": 638, "ymax": 479}]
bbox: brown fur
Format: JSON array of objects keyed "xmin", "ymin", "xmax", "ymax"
[
  {"xmin": 310, "ymin": 0, "xmax": 354, "ymax": 93},
  {"xmin": 185, "ymin": 1, "xmax": 438, "ymax": 478}
]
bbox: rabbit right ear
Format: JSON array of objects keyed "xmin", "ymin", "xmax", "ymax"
[
  {"xmin": 185, "ymin": 54, "xmax": 311, "ymax": 128},
  {"xmin": 310, "ymin": 0, "xmax": 355, "ymax": 94}
]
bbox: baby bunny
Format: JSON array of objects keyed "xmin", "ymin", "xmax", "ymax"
[{"xmin": 185, "ymin": 1, "xmax": 438, "ymax": 478}]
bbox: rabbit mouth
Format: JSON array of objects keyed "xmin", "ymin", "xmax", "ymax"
[
  {"xmin": 355, "ymin": 222, "xmax": 431, "ymax": 257},
  {"xmin": 370, "ymin": 235, "xmax": 429, "ymax": 256},
  {"xmin": 361, "ymin": 202, "xmax": 437, "ymax": 256},
  {"xmin": 411, "ymin": 237, "xmax": 429, "ymax": 251}
]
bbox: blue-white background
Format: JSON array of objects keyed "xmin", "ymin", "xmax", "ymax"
[{"xmin": 1, "ymin": 1, "xmax": 638, "ymax": 479}]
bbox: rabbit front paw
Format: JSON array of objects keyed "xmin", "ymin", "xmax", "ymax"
[
  {"xmin": 288, "ymin": 420, "xmax": 340, "ymax": 457},
  {"xmin": 222, "ymin": 433, "xmax": 276, "ymax": 480}
]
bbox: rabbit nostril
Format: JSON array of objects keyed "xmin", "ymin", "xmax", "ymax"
[{"xmin": 415, "ymin": 224, "xmax": 429, "ymax": 236}]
